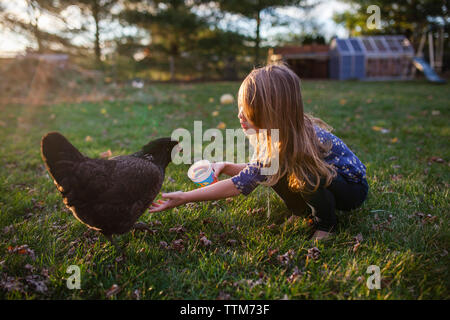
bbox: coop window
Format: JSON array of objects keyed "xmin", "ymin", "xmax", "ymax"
[
  {"xmin": 337, "ymin": 39, "xmax": 349, "ymax": 52},
  {"xmin": 374, "ymin": 39, "xmax": 387, "ymax": 51},
  {"xmin": 350, "ymin": 39, "xmax": 362, "ymax": 52},
  {"xmin": 362, "ymin": 39, "xmax": 374, "ymax": 52}
]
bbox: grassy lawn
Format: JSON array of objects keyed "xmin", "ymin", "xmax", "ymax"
[{"xmin": 0, "ymin": 80, "xmax": 448, "ymax": 299}]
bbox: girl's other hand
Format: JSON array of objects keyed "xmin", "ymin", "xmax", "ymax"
[
  {"xmin": 211, "ymin": 161, "xmax": 226, "ymax": 178},
  {"xmin": 149, "ymin": 191, "xmax": 186, "ymax": 213}
]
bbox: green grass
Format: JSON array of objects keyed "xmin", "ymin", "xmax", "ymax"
[{"xmin": 0, "ymin": 80, "xmax": 448, "ymax": 299}]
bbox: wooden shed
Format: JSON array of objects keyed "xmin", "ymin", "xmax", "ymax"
[{"xmin": 268, "ymin": 44, "xmax": 330, "ymax": 79}]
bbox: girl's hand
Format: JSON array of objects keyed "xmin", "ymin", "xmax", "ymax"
[
  {"xmin": 149, "ymin": 191, "xmax": 186, "ymax": 213},
  {"xmin": 211, "ymin": 161, "xmax": 226, "ymax": 178}
]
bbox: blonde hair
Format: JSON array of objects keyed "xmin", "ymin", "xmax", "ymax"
[{"xmin": 238, "ymin": 63, "xmax": 336, "ymax": 192}]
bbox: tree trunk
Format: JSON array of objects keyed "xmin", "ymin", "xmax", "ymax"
[
  {"xmin": 92, "ymin": 0, "xmax": 101, "ymax": 66},
  {"xmin": 33, "ymin": 22, "xmax": 43, "ymax": 52},
  {"xmin": 255, "ymin": 9, "xmax": 261, "ymax": 66},
  {"xmin": 169, "ymin": 56, "xmax": 175, "ymax": 81}
]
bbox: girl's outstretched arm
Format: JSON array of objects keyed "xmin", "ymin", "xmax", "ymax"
[{"xmin": 149, "ymin": 178, "xmax": 240, "ymax": 213}]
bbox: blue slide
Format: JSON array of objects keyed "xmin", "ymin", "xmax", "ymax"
[{"xmin": 413, "ymin": 57, "xmax": 446, "ymax": 84}]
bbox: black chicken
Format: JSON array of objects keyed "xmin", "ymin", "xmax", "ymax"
[{"xmin": 41, "ymin": 132, "xmax": 178, "ymax": 247}]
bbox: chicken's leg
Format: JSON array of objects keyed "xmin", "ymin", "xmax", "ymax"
[{"xmin": 104, "ymin": 234, "xmax": 120, "ymax": 252}]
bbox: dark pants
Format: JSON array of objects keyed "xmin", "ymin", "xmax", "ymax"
[{"xmin": 272, "ymin": 173, "xmax": 369, "ymax": 232}]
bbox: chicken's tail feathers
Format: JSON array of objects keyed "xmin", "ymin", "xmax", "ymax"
[{"xmin": 41, "ymin": 132, "xmax": 84, "ymax": 186}]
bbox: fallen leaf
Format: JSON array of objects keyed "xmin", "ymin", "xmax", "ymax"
[
  {"xmin": 106, "ymin": 284, "xmax": 120, "ymax": 298},
  {"xmin": 8, "ymin": 245, "xmax": 36, "ymax": 260},
  {"xmin": 220, "ymin": 94, "xmax": 234, "ymax": 105},
  {"xmin": 169, "ymin": 226, "xmax": 186, "ymax": 234},
  {"xmin": 217, "ymin": 291, "xmax": 231, "ymax": 300},
  {"xmin": 159, "ymin": 241, "xmax": 169, "ymax": 249},
  {"xmin": 372, "ymin": 126, "xmax": 390, "ymax": 134},
  {"xmin": 25, "ymin": 275, "xmax": 48, "ymax": 293},
  {"xmin": 100, "ymin": 149, "xmax": 112, "ymax": 159},
  {"xmin": 24, "ymin": 264, "xmax": 35, "ymax": 272},
  {"xmin": 267, "ymin": 248, "xmax": 279, "ymax": 259},
  {"xmin": 216, "ymin": 122, "xmax": 226, "ymax": 129},
  {"xmin": 132, "ymin": 289, "xmax": 140, "ymax": 300},
  {"xmin": 306, "ymin": 247, "xmax": 320, "ymax": 261},
  {"xmin": 199, "ymin": 236, "xmax": 212, "ymax": 247},
  {"xmin": 277, "ymin": 249, "xmax": 295, "ymax": 266},
  {"xmin": 429, "ymin": 156, "xmax": 445, "ymax": 164},
  {"xmin": 85, "ymin": 136, "xmax": 93, "ymax": 142},
  {"xmin": 267, "ymin": 223, "xmax": 277, "ymax": 230},
  {"xmin": 0, "ymin": 276, "xmax": 23, "ymax": 292},
  {"xmin": 171, "ymin": 239, "xmax": 184, "ymax": 251},
  {"xmin": 287, "ymin": 266, "xmax": 303, "ymax": 283}
]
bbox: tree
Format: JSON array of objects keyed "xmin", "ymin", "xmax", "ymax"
[
  {"xmin": 195, "ymin": 28, "xmax": 253, "ymax": 79},
  {"xmin": 217, "ymin": 0, "xmax": 308, "ymax": 65},
  {"xmin": 121, "ymin": 0, "xmax": 209, "ymax": 80},
  {"xmin": 1, "ymin": 0, "xmax": 74, "ymax": 52},
  {"xmin": 333, "ymin": 0, "xmax": 448, "ymax": 48},
  {"xmin": 62, "ymin": 0, "xmax": 117, "ymax": 65}
]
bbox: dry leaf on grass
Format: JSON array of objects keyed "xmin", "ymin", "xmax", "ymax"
[
  {"xmin": 106, "ymin": 284, "xmax": 120, "ymax": 298},
  {"xmin": 372, "ymin": 126, "xmax": 390, "ymax": 134},
  {"xmin": 159, "ymin": 241, "xmax": 169, "ymax": 249},
  {"xmin": 217, "ymin": 291, "xmax": 231, "ymax": 300},
  {"xmin": 199, "ymin": 236, "xmax": 212, "ymax": 247},
  {"xmin": 171, "ymin": 239, "xmax": 184, "ymax": 252},
  {"xmin": 267, "ymin": 248, "xmax": 279, "ymax": 260},
  {"xmin": 0, "ymin": 275, "xmax": 23, "ymax": 292},
  {"xmin": 169, "ymin": 225, "xmax": 186, "ymax": 234},
  {"xmin": 216, "ymin": 122, "xmax": 226, "ymax": 129},
  {"xmin": 306, "ymin": 247, "xmax": 320, "ymax": 261},
  {"xmin": 267, "ymin": 223, "xmax": 277, "ymax": 230},
  {"xmin": 99, "ymin": 150, "xmax": 112, "ymax": 159},
  {"xmin": 429, "ymin": 156, "xmax": 445, "ymax": 164},
  {"xmin": 287, "ymin": 266, "xmax": 303, "ymax": 283},
  {"xmin": 132, "ymin": 289, "xmax": 140, "ymax": 300},
  {"xmin": 25, "ymin": 275, "xmax": 48, "ymax": 294},
  {"xmin": 7, "ymin": 245, "xmax": 36, "ymax": 261},
  {"xmin": 277, "ymin": 249, "xmax": 295, "ymax": 266}
]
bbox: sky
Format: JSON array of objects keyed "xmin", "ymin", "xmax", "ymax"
[{"xmin": 0, "ymin": 0, "xmax": 351, "ymax": 57}]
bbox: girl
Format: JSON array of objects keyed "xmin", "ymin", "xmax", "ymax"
[{"xmin": 149, "ymin": 64, "xmax": 369, "ymax": 241}]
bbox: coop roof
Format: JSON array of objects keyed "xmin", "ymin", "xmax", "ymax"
[
  {"xmin": 331, "ymin": 35, "xmax": 414, "ymax": 57},
  {"xmin": 272, "ymin": 44, "xmax": 330, "ymax": 60}
]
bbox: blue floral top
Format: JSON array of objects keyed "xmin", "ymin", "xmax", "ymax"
[{"xmin": 231, "ymin": 126, "xmax": 367, "ymax": 195}]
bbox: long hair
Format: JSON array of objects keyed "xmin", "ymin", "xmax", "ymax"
[{"xmin": 238, "ymin": 63, "xmax": 336, "ymax": 192}]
